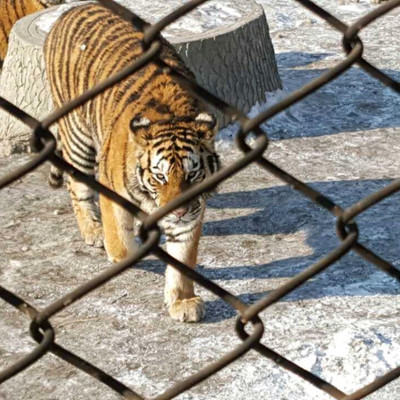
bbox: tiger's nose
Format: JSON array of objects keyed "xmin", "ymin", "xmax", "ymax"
[{"xmin": 172, "ymin": 207, "xmax": 187, "ymax": 218}]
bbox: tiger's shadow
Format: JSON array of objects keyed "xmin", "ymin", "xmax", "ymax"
[{"xmin": 139, "ymin": 178, "xmax": 400, "ymax": 323}]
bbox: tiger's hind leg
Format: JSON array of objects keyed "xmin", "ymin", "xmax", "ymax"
[
  {"xmin": 165, "ymin": 219, "xmax": 205, "ymax": 322},
  {"xmin": 49, "ymin": 147, "xmax": 64, "ymax": 188},
  {"xmin": 59, "ymin": 118, "xmax": 103, "ymax": 248},
  {"xmin": 68, "ymin": 177, "xmax": 103, "ymax": 247},
  {"xmin": 48, "ymin": 164, "xmax": 64, "ymax": 188}
]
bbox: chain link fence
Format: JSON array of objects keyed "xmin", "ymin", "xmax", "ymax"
[{"xmin": 0, "ymin": 0, "xmax": 400, "ymax": 398}]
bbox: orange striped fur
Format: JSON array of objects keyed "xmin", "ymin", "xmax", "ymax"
[
  {"xmin": 0, "ymin": 0, "xmax": 63, "ymax": 66},
  {"xmin": 45, "ymin": 4, "xmax": 220, "ymax": 322}
]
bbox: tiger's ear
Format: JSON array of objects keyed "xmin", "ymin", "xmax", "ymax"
[
  {"xmin": 130, "ymin": 116, "xmax": 151, "ymax": 145},
  {"xmin": 195, "ymin": 113, "xmax": 217, "ymax": 141},
  {"xmin": 195, "ymin": 113, "xmax": 216, "ymax": 128}
]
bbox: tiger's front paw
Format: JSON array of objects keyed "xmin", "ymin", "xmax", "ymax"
[
  {"xmin": 168, "ymin": 297, "xmax": 205, "ymax": 322},
  {"xmin": 82, "ymin": 221, "xmax": 103, "ymax": 248}
]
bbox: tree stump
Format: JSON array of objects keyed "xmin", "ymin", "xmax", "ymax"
[{"xmin": 0, "ymin": 0, "xmax": 282, "ymax": 156}]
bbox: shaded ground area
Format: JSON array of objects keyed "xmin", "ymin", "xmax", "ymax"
[{"xmin": 1, "ymin": 1, "xmax": 400, "ymax": 399}]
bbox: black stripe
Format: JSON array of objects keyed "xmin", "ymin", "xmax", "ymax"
[
  {"xmin": 62, "ymin": 138, "xmax": 95, "ymax": 168},
  {"xmin": 112, "ymin": 68, "xmax": 164, "ymax": 123},
  {"xmin": 179, "ymin": 145, "xmax": 194, "ymax": 152},
  {"xmin": 63, "ymin": 122, "xmax": 95, "ymax": 160},
  {"xmin": 207, "ymin": 155, "xmax": 216, "ymax": 173}
]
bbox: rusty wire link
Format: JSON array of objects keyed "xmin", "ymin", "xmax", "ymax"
[{"xmin": 0, "ymin": 0, "xmax": 399, "ymax": 398}]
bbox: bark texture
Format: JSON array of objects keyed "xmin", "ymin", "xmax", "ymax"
[
  {"xmin": 173, "ymin": 6, "xmax": 282, "ymax": 127},
  {"xmin": 0, "ymin": 22, "xmax": 53, "ymax": 156}
]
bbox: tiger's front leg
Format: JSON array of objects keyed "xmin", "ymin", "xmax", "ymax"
[
  {"xmin": 100, "ymin": 195, "xmax": 138, "ymax": 263},
  {"xmin": 165, "ymin": 220, "xmax": 205, "ymax": 322}
]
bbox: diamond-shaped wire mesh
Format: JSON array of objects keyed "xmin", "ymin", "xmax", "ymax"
[{"xmin": 0, "ymin": 0, "xmax": 400, "ymax": 399}]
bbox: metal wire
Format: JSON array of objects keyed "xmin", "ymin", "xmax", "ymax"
[{"xmin": 0, "ymin": 0, "xmax": 399, "ymax": 399}]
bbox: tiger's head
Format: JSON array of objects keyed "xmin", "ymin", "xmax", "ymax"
[{"xmin": 130, "ymin": 112, "xmax": 220, "ymax": 225}]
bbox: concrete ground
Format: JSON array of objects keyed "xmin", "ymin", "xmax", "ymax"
[{"xmin": 1, "ymin": 0, "xmax": 400, "ymax": 399}]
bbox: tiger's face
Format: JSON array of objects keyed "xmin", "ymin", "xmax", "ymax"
[{"xmin": 131, "ymin": 113, "xmax": 220, "ymax": 224}]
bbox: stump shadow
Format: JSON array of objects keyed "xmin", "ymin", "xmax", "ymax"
[{"xmin": 261, "ymin": 52, "xmax": 400, "ymax": 140}]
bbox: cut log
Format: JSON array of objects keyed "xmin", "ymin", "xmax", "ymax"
[{"xmin": 0, "ymin": 0, "xmax": 282, "ymax": 156}]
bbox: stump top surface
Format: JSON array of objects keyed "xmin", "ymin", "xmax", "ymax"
[
  {"xmin": 118, "ymin": 0, "xmax": 261, "ymax": 40},
  {"xmin": 27, "ymin": 0, "xmax": 262, "ymax": 45}
]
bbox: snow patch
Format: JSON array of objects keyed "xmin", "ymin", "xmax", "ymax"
[
  {"xmin": 216, "ymin": 89, "xmax": 288, "ymax": 150},
  {"xmin": 35, "ymin": 2, "xmax": 89, "ymax": 33},
  {"xmin": 322, "ymin": 325, "xmax": 400, "ymax": 393},
  {"xmin": 117, "ymin": 0, "xmax": 250, "ymax": 38}
]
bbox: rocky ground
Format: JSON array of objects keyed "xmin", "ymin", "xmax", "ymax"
[{"xmin": 1, "ymin": 1, "xmax": 400, "ymax": 399}]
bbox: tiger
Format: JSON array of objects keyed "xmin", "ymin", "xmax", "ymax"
[
  {"xmin": 0, "ymin": 0, "xmax": 63, "ymax": 67},
  {"xmin": 44, "ymin": 3, "xmax": 220, "ymax": 322}
]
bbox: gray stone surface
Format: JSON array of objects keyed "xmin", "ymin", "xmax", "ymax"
[{"xmin": 0, "ymin": 0, "xmax": 281, "ymax": 156}]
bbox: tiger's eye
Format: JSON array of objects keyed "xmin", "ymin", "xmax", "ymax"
[{"xmin": 155, "ymin": 173, "xmax": 165, "ymax": 182}]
